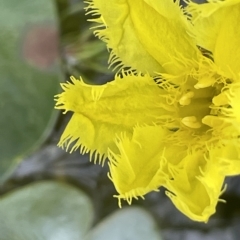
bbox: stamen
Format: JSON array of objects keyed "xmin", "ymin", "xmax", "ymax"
[
  {"xmin": 202, "ymin": 115, "xmax": 225, "ymax": 128},
  {"xmin": 181, "ymin": 116, "xmax": 202, "ymax": 128},
  {"xmin": 212, "ymin": 92, "xmax": 228, "ymax": 106},
  {"xmin": 179, "ymin": 91, "xmax": 194, "ymax": 105},
  {"xmin": 194, "ymin": 77, "xmax": 215, "ymax": 89}
]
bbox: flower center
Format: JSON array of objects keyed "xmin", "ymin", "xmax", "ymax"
[{"xmin": 178, "ymin": 80, "xmax": 223, "ymax": 131}]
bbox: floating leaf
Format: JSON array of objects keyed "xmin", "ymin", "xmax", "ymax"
[
  {"xmin": 84, "ymin": 207, "xmax": 162, "ymax": 240},
  {"xmin": 0, "ymin": 181, "xmax": 94, "ymax": 240},
  {"xmin": 0, "ymin": 0, "xmax": 61, "ymax": 181}
]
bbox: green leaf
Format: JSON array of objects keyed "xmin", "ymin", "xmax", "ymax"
[
  {"xmin": 84, "ymin": 207, "xmax": 163, "ymax": 240},
  {"xmin": 0, "ymin": 0, "xmax": 61, "ymax": 181},
  {"xmin": 0, "ymin": 181, "xmax": 94, "ymax": 240}
]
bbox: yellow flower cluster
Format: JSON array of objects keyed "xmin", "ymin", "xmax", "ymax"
[{"xmin": 55, "ymin": 0, "xmax": 240, "ymax": 222}]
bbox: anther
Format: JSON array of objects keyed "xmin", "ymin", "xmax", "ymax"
[
  {"xmin": 181, "ymin": 116, "xmax": 201, "ymax": 128},
  {"xmin": 212, "ymin": 92, "xmax": 228, "ymax": 106},
  {"xmin": 179, "ymin": 91, "xmax": 194, "ymax": 106}
]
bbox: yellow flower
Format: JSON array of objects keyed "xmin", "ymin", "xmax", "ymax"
[{"xmin": 55, "ymin": 0, "xmax": 240, "ymax": 222}]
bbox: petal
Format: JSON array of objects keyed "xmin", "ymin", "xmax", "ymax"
[
  {"xmin": 86, "ymin": 0, "xmax": 199, "ymax": 75},
  {"xmin": 127, "ymin": 0, "xmax": 199, "ymax": 74},
  {"xmin": 55, "ymin": 74, "xmax": 175, "ymax": 162},
  {"xmin": 108, "ymin": 125, "xmax": 171, "ymax": 206},
  {"xmin": 85, "ymin": 0, "xmax": 164, "ymax": 74},
  {"xmin": 214, "ymin": 4, "xmax": 240, "ymax": 80},
  {"xmin": 214, "ymin": 144, "xmax": 240, "ymax": 176},
  {"xmin": 188, "ymin": 0, "xmax": 240, "ymax": 80},
  {"xmin": 165, "ymin": 150, "xmax": 225, "ymax": 222},
  {"xmin": 187, "ymin": 0, "xmax": 240, "ymax": 52}
]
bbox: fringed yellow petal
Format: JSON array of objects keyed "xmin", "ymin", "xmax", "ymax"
[
  {"xmin": 55, "ymin": 74, "xmax": 175, "ymax": 163},
  {"xmin": 187, "ymin": 0, "xmax": 240, "ymax": 52},
  {"xmin": 187, "ymin": 0, "xmax": 240, "ymax": 80},
  {"xmin": 212, "ymin": 144, "xmax": 240, "ymax": 176},
  {"xmin": 85, "ymin": 0, "xmax": 199, "ymax": 75},
  {"xmin": 108, "ymin": 125, "xmax": 170, "ymax": 206},
  {"xmin": 214, "ymin": 4, "xmax": 240, "ymax": 80},
  {"xmin": 85, "ymin": 0, "xmax": 164, "ymax": 74},
  {"xmin": 165, "ymin": 150, "xmax": 225, "ymax": 222},
  {"xmin": 126, "ymin": 0, "xmax": 199, "ymax": 75}
]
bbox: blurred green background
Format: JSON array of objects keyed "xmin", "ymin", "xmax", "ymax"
[
  {"xmin": 0, "ymin": 0, "xmax": 111, "ymax": 182},
  {"xmin": 0, "ymin": 0, "xmax": 163, "ymax": 239}
]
